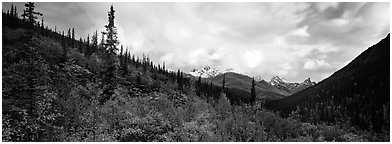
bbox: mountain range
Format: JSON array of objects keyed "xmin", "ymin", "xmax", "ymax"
[
  {"xmin": 189, "ymin": 67, "xmax": 316, "ymax": 101},
  {"xmin": 188, "ymin": 33, "xmax": 390, "ymax": 133},
  {"xmin": 210, "ymin": 72, "xmax": 286, "ymax": 100},
  {"xmin": 269, "ymin": 76, "xmax": 316, "ymax": 94}
]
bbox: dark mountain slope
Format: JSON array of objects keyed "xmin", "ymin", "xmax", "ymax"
[
  {"xmin": 266, "ymin": 34, "xmax": 390, "ymax": 132},
  {"xmin": 209, "ymin": 72, "xmax": 286, "ymax": 101}
]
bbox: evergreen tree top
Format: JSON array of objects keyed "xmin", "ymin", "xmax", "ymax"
[{"xmin": 103, "ymin": 4, "xmax": 119, "ymax": 54}]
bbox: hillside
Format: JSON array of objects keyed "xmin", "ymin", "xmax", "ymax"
[
  {"xmin": 266, "ymin": 34, "xmax": 390, "ymax": 133},
  {"xmin": 2, "ymin": 3, "xmax": 389, "ymax": 142}
]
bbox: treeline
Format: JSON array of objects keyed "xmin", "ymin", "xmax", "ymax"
[{"xmin": 195, "ymin": 74, "xmax": 258, "ymax": 106}]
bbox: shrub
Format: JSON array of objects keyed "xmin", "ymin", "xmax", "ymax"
[
  {"xmin": 317, "ymin": 124, "xmax": 344, "ymax": 141},
  {"xmin": 31, "ymin": 36, "xmax": 63, "ymax": 64},
  {"xmin": 68, "ymin": 48, "xmax": 88, "ymax": 66}
]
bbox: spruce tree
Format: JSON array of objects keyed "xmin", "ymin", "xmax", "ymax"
[
  {"xmin": 61, "ymin": 31, "xmax": 67, "ymax": 62},
  {"xmin": 78, "ymin": 37, "xmax": 83, "ymax": 53},
  {"xmin": 10, "ymin": 4, "xmax": 14, "ymax": 18},
  {"xmin": 72, "ymin": 28, "xmax": 75, "ymax": 48},
  {"xmin": 120, "ymin": 45, "xmax": 123, "ymax": 58},
  {"xmin": 222, "ymin": 73, "xmax": 226, "ymax": 92},
  {"xmin": 251, "ymin": 77, "xmax": 256, "ymax": 105},
  {"xmin": 177, "ymin": 69, "xmax": 182, "ymax": 89},
  {"xmin": 119, "ymin": 45, "xmax": 128, "ymax": 76},
  {"xmin": 92, "ymin": 30, "xmax": 98, "ymax": 54},
  {"xmin": 103, "ymin": 5, "xmax": 119, "ymax": 54},
  {"xmin": 67, "ymin": 28, "xmax": 71, "ymax": 47},
  {"xmin": 99, "ymin": 31, "xmax": 105, "ymax": 52},
  {"xmin": 163, "ymin": 62, "xmax": 166, "ymax": 73},
  {"xmin": 21, "ymin": 2, "xmax": 42, "ymax": 28},
  {"xmin": 86, "ymin": 34, "xmax": 90, "ymax": 57},
  {"xmin": 7, "ymin": 4, "xmax": 19, "ymax": 29},
  {"xmin": 13, "ymin": 5, "xmax": 17, "ymax": 17},
  {"xmin": 196, "ymin": 76, "xmax": 202, "ymax": 96},
  {"xmin": 100, "ymin": 5, "xmax": 120, "ymax": 104},
  {"xmin": 40, "ymin": 17, "xmax": 44, "ymax": 34}
]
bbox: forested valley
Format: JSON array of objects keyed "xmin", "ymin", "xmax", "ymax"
[{"xmin": 2, "ymin": 3, "xmax": 389, "ymax": 142}]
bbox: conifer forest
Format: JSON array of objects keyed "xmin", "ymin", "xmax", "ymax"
[{"xmin": 2, "ymin": 2, "xmax": 390, "ymax": 142}]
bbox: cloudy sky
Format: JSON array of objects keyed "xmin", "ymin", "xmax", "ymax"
[{"xmin": 3, "ymin": 2, "xmax": 389, "ymax": 82}]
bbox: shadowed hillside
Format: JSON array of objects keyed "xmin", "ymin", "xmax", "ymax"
[
  {"xmin": 266, "ymin": 34, "xmax": 390, "ymax": 133},
  {"xmin": 209, "ymin": 72, "xmax": 286, "ymax": 100}
]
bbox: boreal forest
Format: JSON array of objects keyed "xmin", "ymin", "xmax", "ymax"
[{"xmin": 2, "ymin": 3, "xmax": 390, "ymax": 142}]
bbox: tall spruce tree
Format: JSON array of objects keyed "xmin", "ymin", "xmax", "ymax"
[
  {"xmin": 100, "ymin": 5, "xmax": 120, "ymax": 104},
  {"xmin": 251, "ymin": 77, "xmax": 256, "ymax": 105},
  {"xmin": 10, "ymin": 4, "xmax": 14, "ymax": 17},
  {"xmin": 103, "ymin": 5, "xmax": 119, "ymax": 54},
  {"xmin": 71, "ymin": 28, "xmax": 75, "ymax": 48}
]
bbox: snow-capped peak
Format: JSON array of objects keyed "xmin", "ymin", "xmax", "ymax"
[
  {"xmin": 190, "ymin": 66, "xmax": 232, "ymax": 78},
  {"xmin": 269, "ymin": 75, "xmax": 316, "ymax": 94},
  {"xmin": 254, "ymin": 75, "xmax": 265, "ymax": 82},
  {"xmin": 270, "ymin": 76, "xmax": 288, "ymax": 85},
  {"xmin": 301, "ymin": 78, "xmax": 315, "ymax": 86}
]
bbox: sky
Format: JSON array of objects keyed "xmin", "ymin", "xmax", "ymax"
[{"xmin": 2, "ymin": 2, "xmax": 390, "ymax": 82}]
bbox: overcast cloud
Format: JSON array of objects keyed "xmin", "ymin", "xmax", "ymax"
[{"xmin": 3, "ymin": 2, "xmax": 389, "ymax": 82}]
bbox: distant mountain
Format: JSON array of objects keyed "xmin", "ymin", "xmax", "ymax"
[
  {"xmin": 189, "ymin": 66, "xmax": 234, "ymax": 78},
  {"xmin": 254, "ymin": 75, "xmax": 266, "ymax": 82},
  {"xmin": 266, "ymin": 34, "xmax": 390, "ymax": 132},
  {"xmin": 269, "ymin": 76, "xmax": 316, "ymax": 94},
  {"xmin": 191, "ymin": 69, "xmax": 316, "ymax": 102},
  {"xmin": 269, "ymin": 75, "xmax": 289, "ymax": 85},
  {"xmin": 208, "ymin": 72, "xmax": 286, "ymax": 101}
]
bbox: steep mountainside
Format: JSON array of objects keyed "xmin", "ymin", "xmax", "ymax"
[{"xmin": 266, "ymin": 34, "xmax": 390, "ymax": 132}]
